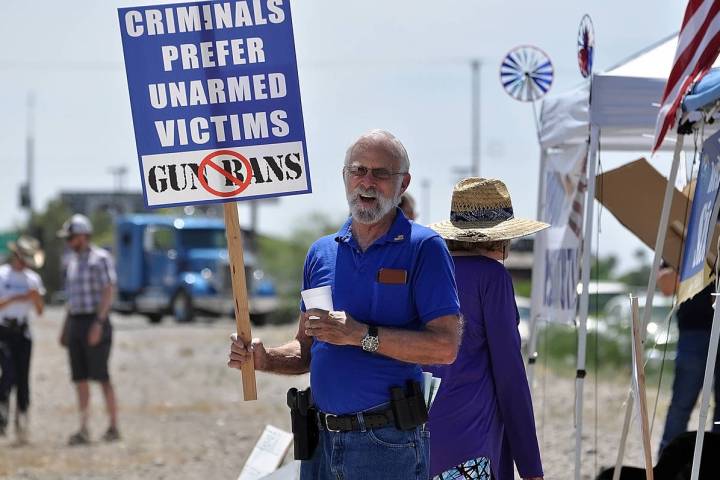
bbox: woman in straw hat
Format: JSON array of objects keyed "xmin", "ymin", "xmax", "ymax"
[
  {"xmin": 0, "ymin": 235, "xmax": 45, "ymax": 445},
  {"xmin": 426, "ymin": 178, "xmax": 547, "ymax": 480}
]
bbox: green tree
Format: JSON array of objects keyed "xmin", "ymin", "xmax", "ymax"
[
  {"xmin": 618, "ymin": 248, "xmax": 651, "ymax": 287},
  {"xmin": 256, "ymin": 212, "xmax": 343, "ymax": 320},
  {"xmin": 590, "ymin": 254, "xmax": 618, "ymax": 281},
  {"xmin": 26, "ymin": 199, "xmax": 71, "ymax": 297}
]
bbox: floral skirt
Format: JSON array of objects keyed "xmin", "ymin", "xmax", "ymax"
[{"xmin": 433, "ymin": 457, "xmax": 492, "ymax": 479}]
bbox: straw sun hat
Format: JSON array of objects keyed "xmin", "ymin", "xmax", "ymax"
[
  {"xmin": 429, "ymin": 178, "xmax": 549, "ymax": 242},
  {"xmin": 7, "ymin": 235, "xmax": 45, "ymax": 269}
]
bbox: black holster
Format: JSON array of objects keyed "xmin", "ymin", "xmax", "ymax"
[
  {"xmin": 287, "ymin": 387, "xmax": 319, "ymax": 460},
  {"xmin": 390, "ymin": 380, "xmax": 428, "ymax": 431}
]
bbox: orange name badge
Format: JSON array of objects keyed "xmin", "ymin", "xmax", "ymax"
[{"xmin": 377, "ymin": 268, "xmax": 408, "ymax": 285}]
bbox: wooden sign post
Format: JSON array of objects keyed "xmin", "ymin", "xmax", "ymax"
[
  {"xmin": 630, "ymin": 296, "xmax": 654, "ymax": 480},
  {"xmin": 224, "ymin": 203, "xmax": 257, "ymax": 401}
]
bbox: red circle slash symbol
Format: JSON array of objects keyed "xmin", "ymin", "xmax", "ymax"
[{"xmin": 197, "ymin": 150, "xmax": 253, "ymax": 198}]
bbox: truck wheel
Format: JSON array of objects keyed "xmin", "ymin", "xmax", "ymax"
[
  {"xmin": 146, "ymin": 313, "xmax": 163, "ymax": 324},
  {"xmin": 172, "ymin": 290, "xmax": 195, "ymax": 323}
]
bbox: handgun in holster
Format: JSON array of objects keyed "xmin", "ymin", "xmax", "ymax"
[
  {"xmin": 390, "ymin": 380, "xmax": 428, "ymax": 431},
  {"xmin": 286, "ymin": 387, "xmax": 319, "ymax": 460}
]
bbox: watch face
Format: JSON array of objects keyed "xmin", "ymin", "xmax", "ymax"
[{"xmin": 362, "ymin": 335, "xmax": 379, "ymax": 352}]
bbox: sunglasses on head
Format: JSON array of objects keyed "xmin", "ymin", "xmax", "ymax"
[{"xmin": 344, "ymin": 165, "xmax": 407, "ymax": 181}]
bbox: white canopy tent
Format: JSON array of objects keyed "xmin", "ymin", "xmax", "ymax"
[
  {"xmin": 538, "ymin": 33, "xmax": 720, "ymax": 152},
  {"xmin": 530, "ymin": 33, "xmax": 720, "ymax": 480}
]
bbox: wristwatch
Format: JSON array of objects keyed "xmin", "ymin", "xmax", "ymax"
[{"xmin": 361, "ymin": 325, "xmax": 380, "ymax": 353}]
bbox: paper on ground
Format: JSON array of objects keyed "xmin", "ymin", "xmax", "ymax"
[
  {"xmin": 259, "ymin": 461, "xmax": 300, "ymax": 480},
  {"xmin": 238, "ymin": 425, "xmax": 293, "ymax": 480}
]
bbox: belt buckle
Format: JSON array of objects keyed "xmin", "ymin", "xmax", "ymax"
[{"xmin": 323, "ymin": 413, "xmax": 342, "ymax": 433}]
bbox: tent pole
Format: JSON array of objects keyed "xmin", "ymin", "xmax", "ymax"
[
  {"xmin": 611, "ymin": 134, "xmax": 685, "ymax": 477},
  {"xmin": 611, "ymin": 388, "xmax": 635, "ymax": 480},
  {"xmin": 527, "ymin": 148, "xmax": 548, "ymax": 389},
  {"xmin": 642, "ymin": 136, "xmax": 685, "ymax": 350},
  {"xmin": 690, "ymin": 291, "xmax": 720, "ymax": 480},
  {"xmin": 574, "ymin": 124, "xmax": 600, "ymax": 480}
]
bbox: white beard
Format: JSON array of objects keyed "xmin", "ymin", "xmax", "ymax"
[{"xmin": 346, "ymin": 185, "xmax": 400, "ymax": 225}]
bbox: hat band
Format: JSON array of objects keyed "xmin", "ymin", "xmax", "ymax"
[{"xmin": 450, "ymin": 206, "xmax": 514, "ymax": 223}]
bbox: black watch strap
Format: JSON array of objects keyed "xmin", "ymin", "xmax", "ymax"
[{"xmin": 367, "ymin": 325, "xmax": 378, "ymax": 337}]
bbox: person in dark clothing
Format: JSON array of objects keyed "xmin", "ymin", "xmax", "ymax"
[{"xmin": 657, "ymin": 265, "xmax": 720, "ymax": 453}]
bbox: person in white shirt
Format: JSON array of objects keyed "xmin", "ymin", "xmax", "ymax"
[{"xmin": 0, "ymin": 235, "xmax": 45, "ymax": 444}]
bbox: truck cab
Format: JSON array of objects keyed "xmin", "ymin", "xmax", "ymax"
[{"xmin": 113, "ymin": 215, "xmax": 277, "ymax": 324}]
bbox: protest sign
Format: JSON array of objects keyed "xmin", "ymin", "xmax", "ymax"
[
  {"xmin": 531, "ymin": 143, "xmax": 587, "ymax": 324},
  {"xmin": 118, "ymin": 0, "xmax": 311, "ymax": 208},
  {"xmin": 118, "ymin": 1, "xmax": 311, "ymax": 400},
  {"xmin": 678, "ymin": 130, "xmax": 720, "ymax": 304}
]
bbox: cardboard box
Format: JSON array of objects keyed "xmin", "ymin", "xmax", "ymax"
[{"xmin": 595, "ymin": 158, "xmax": 719, "ymax": 271}]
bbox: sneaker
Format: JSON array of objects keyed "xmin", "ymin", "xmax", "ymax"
[
  {"xmin": 68, "ymin": 427, "xmax": 90, "ymax": 446},
  {"xmin": 101, "ymin": 426, "xmax": 121, "ymax": 442}
]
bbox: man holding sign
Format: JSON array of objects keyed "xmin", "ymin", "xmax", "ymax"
[
  {"xmin": 120, "ymin": 1, "xmax": 313, "ymax": 401},
  {"xmin": 229, "ymin": 130, "xmax": 461, "ymax": 479}
]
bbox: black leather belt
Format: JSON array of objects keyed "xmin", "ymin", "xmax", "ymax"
[{"xmin": 318, "ymin": 408, "xmax": 395, "ymax": 432}]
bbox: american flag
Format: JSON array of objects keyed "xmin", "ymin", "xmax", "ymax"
[{"xmin": 653, "ymin": 0, "xmax": 720, "ymax": 152}]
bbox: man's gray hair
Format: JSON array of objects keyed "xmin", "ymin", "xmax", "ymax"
[{"xmin": 344, "ymin": 129, "xmax": 410, "ymax": 172}]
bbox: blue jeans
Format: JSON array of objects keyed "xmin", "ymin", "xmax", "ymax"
[
  {"xmin": 660, "ymin": 329, "xmax": 720, "ymax": 452},
  {"xmin": 301, "ymin": 423, "xmax": 429, "ymax": 480}
]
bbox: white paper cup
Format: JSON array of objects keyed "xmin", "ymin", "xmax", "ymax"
[{"xmin": 301, "ymin": 285, "xmax": 334, "ymax": 312}]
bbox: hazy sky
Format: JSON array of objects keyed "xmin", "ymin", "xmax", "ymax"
[{"xmin": 0, "ymin": 1, "xmax": 687, "ymax": 273}]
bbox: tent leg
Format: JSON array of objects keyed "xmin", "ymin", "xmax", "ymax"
[
  {"xmin": 642, "ymin": 136, "xmax": 685, "ymax": 343},
  {"xmin": 574, "ymin": 125, "xmax": 600, "ymax": 480},
  {"xmin": 690, "ymin": 292, "xmax": 720, "ymax": 480},
  {"xmin": 611, "ymin": 135, "xmax": 685, "ymax": 476},
  {"xmin": 612, "ymin": 389, "xmax": 634, "ymax": 480},
  {"xmin": 528, "ymin": 149, "xmax": 549, "ymax": 388}
]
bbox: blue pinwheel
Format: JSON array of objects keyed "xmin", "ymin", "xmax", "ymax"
[{"xmin": 499, "ymin": 45, "xmax": 554, "ymax": 102}]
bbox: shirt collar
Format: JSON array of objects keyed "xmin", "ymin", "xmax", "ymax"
[{"xmin": 334, "ymin": 208, "xmax": 411, "ymax": 247}]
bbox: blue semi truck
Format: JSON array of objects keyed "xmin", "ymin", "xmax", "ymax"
[{"xmin": 113, "ymin": 215, "xmax": 277, "ymax": 324}]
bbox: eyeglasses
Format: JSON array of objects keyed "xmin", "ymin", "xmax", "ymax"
[{"xmin": 344, "ymin": 165, "xmax": 408, "ymax": 181}]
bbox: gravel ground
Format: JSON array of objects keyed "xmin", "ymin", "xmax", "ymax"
[{"xmin": 0, "ymin": 307, "xmax": 704, "ymax": 479}]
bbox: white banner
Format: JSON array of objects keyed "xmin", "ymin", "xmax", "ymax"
[{"xmin": 531, "ymin": 143, "xmax": 588, "ymax": 324}]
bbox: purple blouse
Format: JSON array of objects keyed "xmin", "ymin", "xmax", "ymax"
[{"xmin": 426, "ymin": 255, "xmax": 543, "ymax": 479}]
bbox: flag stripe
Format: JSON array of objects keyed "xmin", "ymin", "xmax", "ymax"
[
  {"xmin": 665, "ymin": 1, "xmax": 720, "ymax": 96},
  {"xmin": 658, "ymin": 10, "xmax": 720, "ymax": 121},
  {"xmin": 681, "ymin": 0, "xmax": 712, "ymax": 33},
  {"xmin": 653, "ymin": 0, "xmax": 720, "ymax": 152}
]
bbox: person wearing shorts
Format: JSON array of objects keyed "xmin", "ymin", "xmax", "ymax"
[{"xmin": 58, "ymin": 214, "xmax": 120, "ymax": 445}]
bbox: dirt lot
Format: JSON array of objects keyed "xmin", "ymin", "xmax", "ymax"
[{"xmin": 0, "ymin": 307, "xmax": 697, "ymax": 479}]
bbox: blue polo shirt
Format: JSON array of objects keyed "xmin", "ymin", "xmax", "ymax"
[{"xmin": 301, "ymin": 209, "xmax": 460, "ymax": 414}]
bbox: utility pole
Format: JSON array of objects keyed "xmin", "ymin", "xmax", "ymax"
[
  {"xmin": 471, "ymin": 59, "xmax": 481, "ymax": 177},
  {"xmin": 21, "ymin": 93, "xmax": 35, "ymax": 218},
  {"xmin": 108, "ymin": 166, "xmax": 129, "ymax": 192}
]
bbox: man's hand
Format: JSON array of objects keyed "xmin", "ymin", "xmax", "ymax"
[
  {"xmin": 88, "ymin": 321, "xmax": 103, "ymax": 346},
  {"xmin": 303, "ymin": 309, "xmax": 366, "ymax": 346},
  {"xmin": 228, "ymin": 334, "xmax": 268, "ymax": 371}
]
